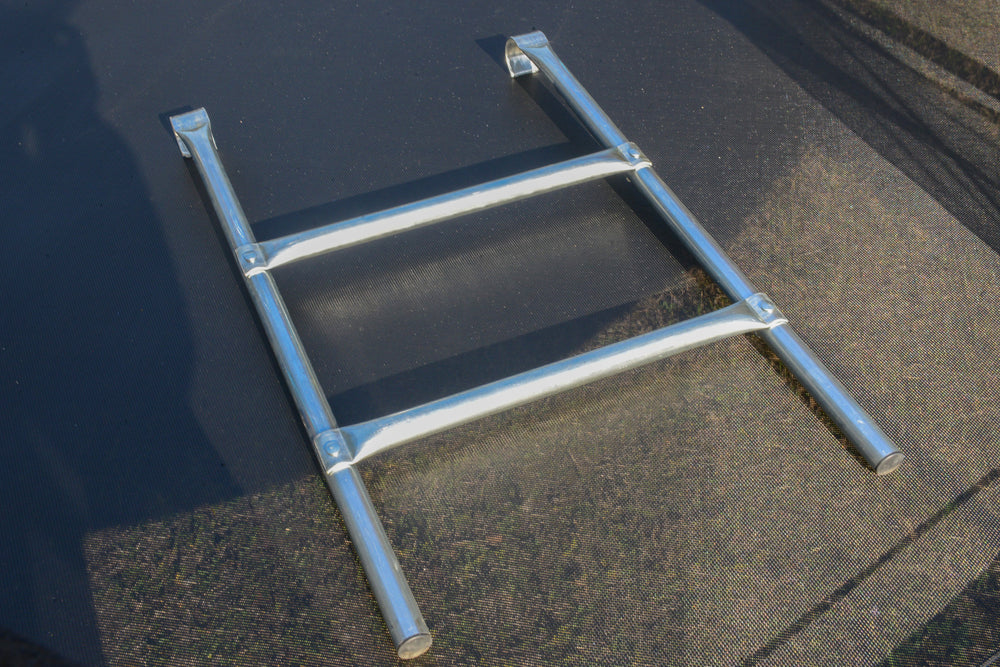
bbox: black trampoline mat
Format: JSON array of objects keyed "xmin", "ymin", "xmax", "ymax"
[{"xmin": 2, "ymin": 1, "xmax": 999, "ymax": 665}]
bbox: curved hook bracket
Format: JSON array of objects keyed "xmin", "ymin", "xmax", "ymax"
[{"xmin": 504, "ymin": 30, "xmax": 548, "ymax": 78}]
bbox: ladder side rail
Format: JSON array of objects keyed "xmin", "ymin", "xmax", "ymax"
[
  {"xmin": 505, "ymin": 32, "xmax": 903, "ymax": 474},
  {"xmin": 170, "ymin": 109, "xmax": 433, "ymax": 660}
]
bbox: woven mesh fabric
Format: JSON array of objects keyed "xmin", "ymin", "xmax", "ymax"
[
  {"xmin": 275, "ymin": 179, "xmax": 695, "ymax": 424},
  {"xmin": 3, "ymin": 0, "xmax": 999, "ymax": 665}
]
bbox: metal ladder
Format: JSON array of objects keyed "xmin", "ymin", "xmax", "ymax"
[{"xmin": 170, "ymin": 30, "xmax": 903, "ymax": 660}]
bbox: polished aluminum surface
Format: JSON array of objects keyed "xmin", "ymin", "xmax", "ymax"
[
  {"xmin": 633, "ymin": 164, "xmax": 901, "ymax": 472},
  {"xmin": 505, "ymin": 31, "xmax": 903, "ymax": 473},
  {"xmin": 760, "ymin": 325, "xmax": 904, "ymax": 474},
  {"xmin": 631, "ymin": 168, "xmax": 758, "ymax": 301},
  {"xmin": 169, "ymin": 30, "xmax": 905, "ymax": 658},
  {"xmin": 345, "ymin": 295, "xmax": 786, "ymax": 463},
  {"xmin": 326, "ymin": 465, "xmax": 433, "ymax": 659},
  {"xmin": 170, "ymin": 108, "xmax": 431, "ymax": 658},
  {"xmin": 257, "ymin": 142, "xmax": 649, "ymax": 272},
  {"xmin": 507, "ymin": 31, "xmax": 628, "ymax": 149}
]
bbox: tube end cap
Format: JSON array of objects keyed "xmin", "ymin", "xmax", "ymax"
[
  {"xmin": 875, "ymin": 451, "xmax": 904, "ymax": 475},
  {"xmin": 397, "ymin": 632, "xmax": 433, "ymax": 660}
]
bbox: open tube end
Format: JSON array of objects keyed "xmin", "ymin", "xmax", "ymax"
[
  {"xmin": 875, "ymin": 451, "xmax": 905, "ymax": 475},
  {"xmin": 169, "ymin": 107, "xmax": 216, "ymax": 157},
  {"xmin": 505, "ymin": 31, "xmax": 548, "ymax": 78},
  {"xmin": 396, "ymin": 632, "xmax": 433, "ymax": 660}
]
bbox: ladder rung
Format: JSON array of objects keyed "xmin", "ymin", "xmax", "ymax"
[
  {"xmin": 343, "ymin": 294, "xmax": 785, "ymax": 463},
  {"xmin": 257, "ymin": 143, "xmax": 649, "ymax": 271},
  {"xmin": 506, "ymin": 30, "xmax": 903, "ymax": 475},
  {"xmin": 170, "ymin": 29, "xmax": 905, "ymax": 660}
]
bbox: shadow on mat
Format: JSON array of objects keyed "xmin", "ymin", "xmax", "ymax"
[
  {"xmin": 698, "ymin": 0, "xmax": 1000, "ymax": 255},
  {"xmin": 740, "ymin": 468, "xmax": 1000, "ymax": 666}
]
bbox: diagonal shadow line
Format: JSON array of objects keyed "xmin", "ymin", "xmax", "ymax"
[
  {"xmin": 250, "ymin": 142, "xmax": 582, "ymax": 241},
  {"xmin": 741, "ymin": 467, "xmax": 1000, "ymax": 666},
  {"xmin": 698, "ymin": 0, "xmax": 1000, "ymax": 254},
  {"xmin": 829, "ymin": 0, "xmax": 1000, "ymax": 101}
]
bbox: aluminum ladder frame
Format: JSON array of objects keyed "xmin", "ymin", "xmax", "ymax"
[{"xmin": 169, "ymin": 30, "xmax": 903, "ymax": 660}]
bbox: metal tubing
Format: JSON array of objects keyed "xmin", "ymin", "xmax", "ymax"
[
  {"xmin": 759, "ymin": 325, "xmax": 904, "ymax": 474},
  {"xmin": 257, "ymin": 143, "xmax": 649, "ymax": 271},
  {"xmin": 325, "ymin": 465, "xmax": 433, "ymax": 660},
  {"xmin": 631, "ymin": 169, "xmax": 757, "ymax": 301},
  {"xmin": 506, "ymin": 31, "xmax": 628, "ymax": 148},
  {"xmin": 505, "ymin": 31, "xmax": 903, "ymax": 473},
  {"xmin": 170, "ymin": 108, "xmax": 432, "ymax": 658},
  {"xmin": 634, "ymin": 167, "xmax": 902, "ymax": 473},
  {"xmin": 167, "ymin": 32, "xmax": 906, "ymax": 658},
  {"xmin": 244, "ymin": 271, "xmax": 341, "ymax": 436},
  {"xmin": 345, "ymin": 294, "xmax": 787, "ymax": 463}
]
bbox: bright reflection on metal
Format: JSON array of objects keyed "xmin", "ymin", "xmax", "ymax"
[
  {"xmin": 170, "ymin": 108, "xmax": 431, "ymax": 659},
  {"xmin": 344, "ymin": 295, "xmax": 786, "ymax": 463},
  {"xmin": 504, "ymin": 30, "xmax": 903, "ymax": 475},
  {"xmin": 257, "ymin": 142, "xmax": 650, "ymax": 272},
  {"xmin": 169, "ymin": 28, "xmax": 905, "ymax": 661}
]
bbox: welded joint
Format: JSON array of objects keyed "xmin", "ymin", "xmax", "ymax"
[
  {"xmin": 313, "ymin": 429, "xmax": 354, "ymax": 474},
  {"xmin": 745, "ymin": 293, "xmax": 787, "ymax": 328},
  {"xmin": 169, "ymin": 107, "xmax": 217, "ymax": 158},
  {"xmin": 615, "ymin": 142, "xmax": 651, "ymax": 169},
  {"xmin": 236, "ymin": 242, "xmax": 268, "ymax": 277}
]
